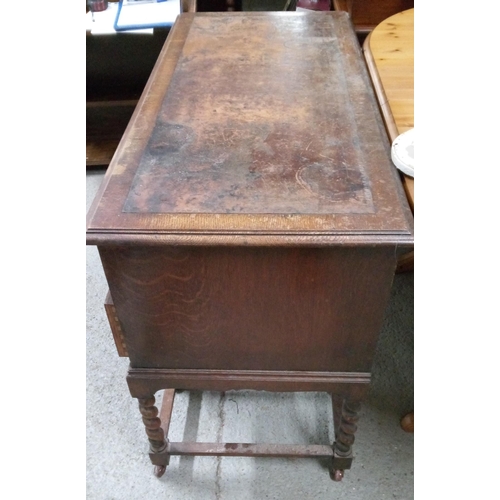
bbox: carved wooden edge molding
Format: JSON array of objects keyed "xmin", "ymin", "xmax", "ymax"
[
  {"xmin": 104, "ymin": 291, "xmax": 129, "ymax": 357},
  {"xmin": 87, "ymin": 230, "xmax": 414, "ymax": 249}
]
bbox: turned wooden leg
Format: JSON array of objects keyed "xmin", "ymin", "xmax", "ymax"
[
  {"xmin": 330, "ymin": 397, "xmax": 361, "ymax": 481},
  {"xmin": 138, "ymin": 395, "xmax": 169, "ymax": 477}
]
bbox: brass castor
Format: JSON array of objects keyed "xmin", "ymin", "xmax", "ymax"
[
  {"xmin": 154, "ymin": 465, "xmax": 166, "ymax": 478},
  {"xmin": 400, "ymin": 412, "xmax": 414, "ymax": 433},
  {"xmin": 330, "ymin": 469, "xmax": 344, "ymax": 482}
]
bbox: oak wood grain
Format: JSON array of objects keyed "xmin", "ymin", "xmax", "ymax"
[{"xmin": 100, "ymin": 245, "xmax": 398, "ymax": 372}]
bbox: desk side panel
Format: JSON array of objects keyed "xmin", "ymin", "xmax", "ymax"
[{"xmin": 98, "ymin": 245, "xmax": 397, "ymax": 372}]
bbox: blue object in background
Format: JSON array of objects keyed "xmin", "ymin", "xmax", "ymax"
[{"xmin": 114, "ymin": 0, "xmax": 181, "ymax": 32}]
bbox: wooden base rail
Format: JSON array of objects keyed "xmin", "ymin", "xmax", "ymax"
[{"xmin": 127, "ymin": 369, "xmax": 371, "ymax": 398}]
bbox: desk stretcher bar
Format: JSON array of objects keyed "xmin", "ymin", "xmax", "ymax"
[{"xmin": 160, "ymin": 442, "xmax": 334, "ymax": 459}]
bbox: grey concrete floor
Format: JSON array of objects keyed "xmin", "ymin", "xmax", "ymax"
[{"xmin": 87, "ymin": 170, "xmax": 413, "ymax": 499}]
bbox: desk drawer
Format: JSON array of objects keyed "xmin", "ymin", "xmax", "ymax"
[{"xmin": 104, "ymin": 290, "xmax": 129, "ymax": 357}]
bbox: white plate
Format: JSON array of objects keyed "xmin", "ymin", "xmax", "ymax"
[{"xmin": 391, "ymin": 128, "xmax": 414, "ymax": 177}]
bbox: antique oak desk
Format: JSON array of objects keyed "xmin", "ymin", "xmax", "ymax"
[{"xmin": 86, "ymin": 11, "xmax": 414, "ymax": 481}]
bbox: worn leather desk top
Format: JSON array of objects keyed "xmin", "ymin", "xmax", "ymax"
[{"xmin": 87, "ymin": 12, "xmax": 413, "ymax": 248}]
